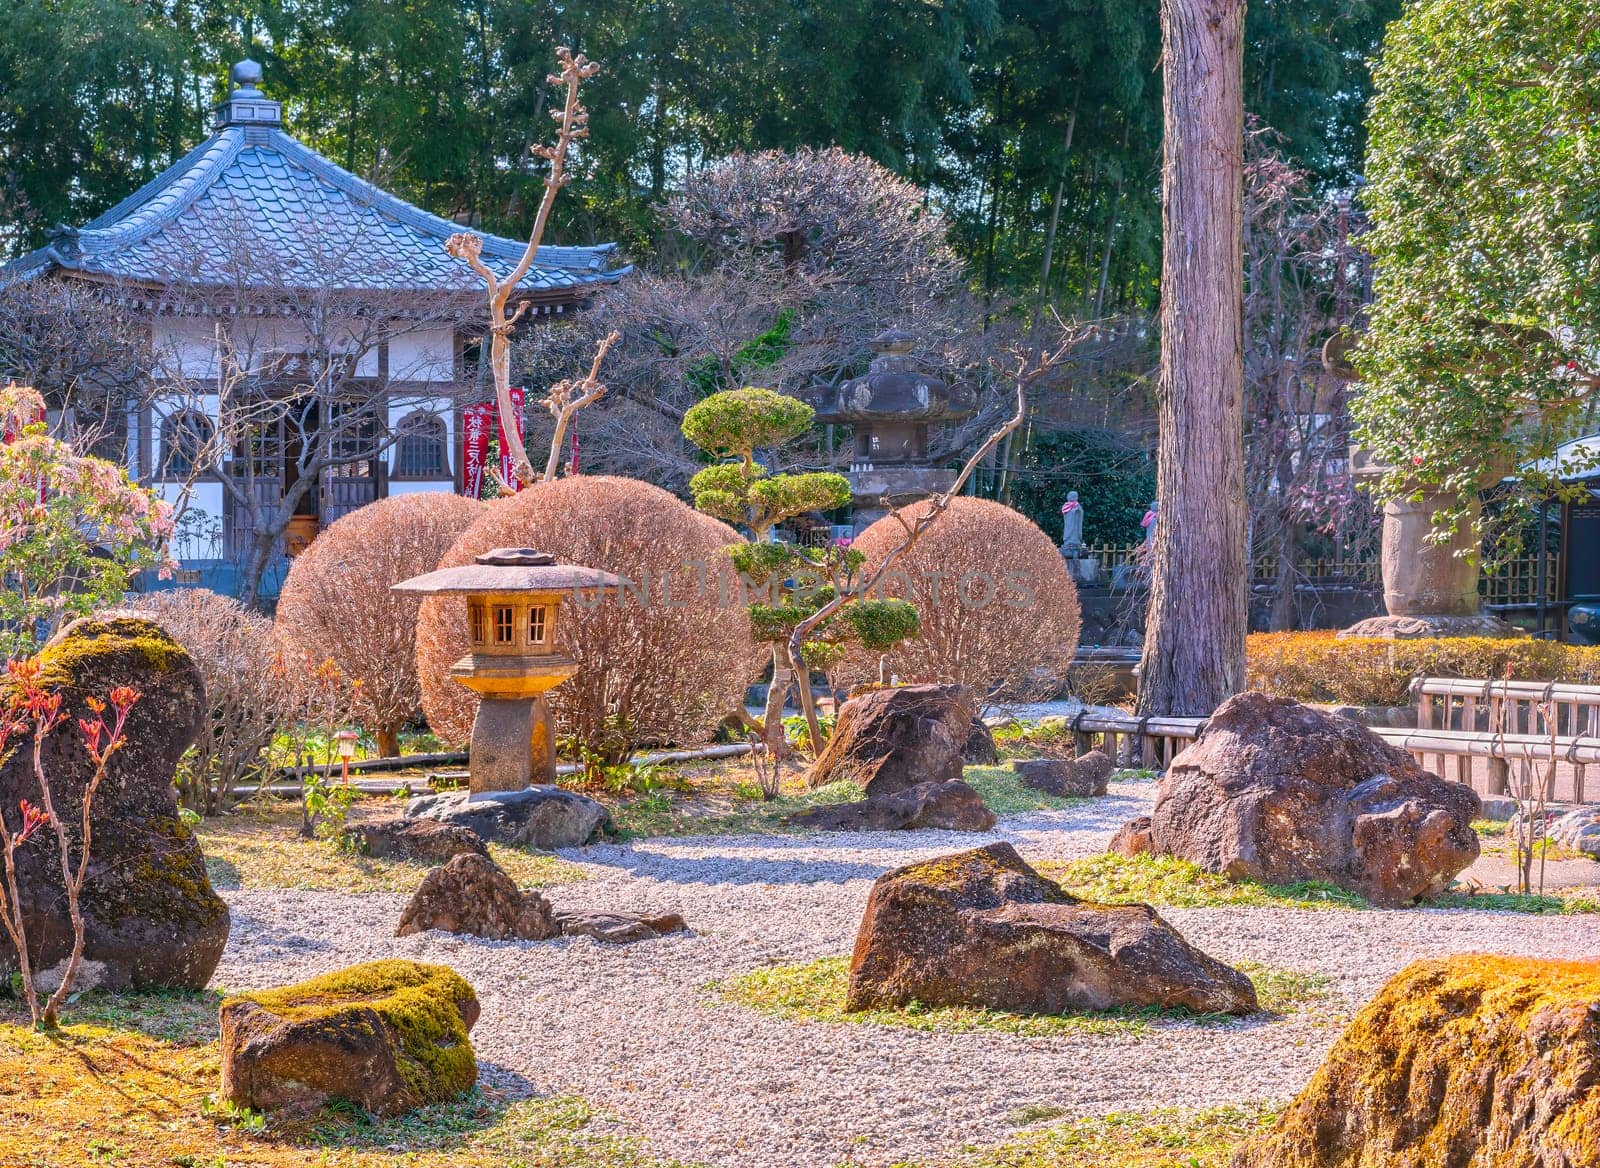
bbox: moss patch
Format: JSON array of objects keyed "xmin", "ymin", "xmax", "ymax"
[
  {"xmin": 938, "ymin": 1103, "xmax": 1282, "ymax": 1167},
  {"xmin": 960, "ymin": 765, "xmax": 1089, "ymax": 814},
  {"xmin": 197, "ymin": 802, "xmax": 585, "ymax": 892},
  {"xmin": 1039, "ymin": 853, "xmax": 1367, "ymax": 910},
  {"xmin": 0, "ymin": 1001, "xmax": 683, "ymax": 1167},
  {"xmin": 30, "ymin": 615, "xmax": 187, "ymax": 689},
  {"xmin": 716, "ymin": 955, "xmax": 1329, "ymax": 1038}
]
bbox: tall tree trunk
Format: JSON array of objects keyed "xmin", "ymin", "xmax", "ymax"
[
  {"xmin": 1137, "ymin": 0, "xmax": 1248, "ymax": 717},
  {"xmin": 1038, "ymin": 97, "xmax": 1081, "ymax": 304}
]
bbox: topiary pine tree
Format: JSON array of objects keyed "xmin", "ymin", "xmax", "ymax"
[{"xmin": 681, "ymin": 387, "xmax": 917, "ymax": 780}]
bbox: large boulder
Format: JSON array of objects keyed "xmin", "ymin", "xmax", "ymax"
[
  {"xmin": 1234, "ymin": 955, "xmax": 1600, "ymax": 1168},
  {"xmin": 406, "ymin": 785, "xmax": 609, "ymax": 849},
  {"xmin": 963, "ymin": 719, "xmax": 998, "ymax": 765},
  {"xmin": 808, "ymin": 684, "xmax": 977, "ymax": 797},
  {"xmin": 395, "ymin": 853, "xmax": 558, "ymax": 940},
  {"xmin": 220, "ymin": 960, "xmax": 478, "ymax": 1116},
  {"xmin": 341, "ymin": 817, "xmax": 489, "ymax": 864},
  {"xmin": 1012, "ymin": 749, "xmax": 1113, "ymax": 797},
  {"xmin": 1127, "ymin": 693, "xmax": 1480, "ymax": 907},
  {"xmin": 788, "ymin": 780, "xmax": 997, "ymax": 832},
  {"xmin": 847, "ymin": 843, "xmax": 1256, "ymax": 1016},
  {"xmin": 0, "ymin": 615, "xmax": 229, "ymax": 992},
  {"xmin": 1547, "ymin": 808, "xmax": 1600, "ymax": 860}
]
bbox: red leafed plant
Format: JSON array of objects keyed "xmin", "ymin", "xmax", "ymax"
[{"xmin": 0, "ymin": 658, "xmax": 139, "ymax": 1028}]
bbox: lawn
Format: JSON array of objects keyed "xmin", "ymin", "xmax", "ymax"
[
  {"xmin": 0, "ymin": 993, "xmax": 682, "ymax": 1168},
  {"xmin": 715, "ymin": 955, "xmax": 1332, "ymax": 1038},
  {"xmin": 196, "ymin": 802, "xmax": 586, "ymax": 893}
]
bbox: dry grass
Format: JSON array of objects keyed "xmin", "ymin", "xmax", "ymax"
[
  {"xmin": 0, "ymin": 995, "xmax": 682, "ymax": 1168},
  {"xmin": 196, "ymin": 802, "xmax": 586, "ymax": 893}
]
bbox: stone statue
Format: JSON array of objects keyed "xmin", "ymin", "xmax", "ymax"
[
  {"xmin": 1060, "ymin": 491, "xmax": 1085, "ymax": 554},
  {"xmin": 1141, "ymin": 500, "xmax": 1159, "ymax": 549}
]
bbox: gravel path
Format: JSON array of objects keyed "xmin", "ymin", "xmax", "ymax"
[{"xmin": 216, "ymin": 782, "xmax": 1600, "ymax": 1168}]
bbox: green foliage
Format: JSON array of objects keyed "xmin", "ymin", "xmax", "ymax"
[
  {"xmin": 0, "ymin": 385, "xmax": 174, "ymax": 658},
  {"xmin": 1007, "ymin": 428, "xmax": 1156, "ymax": 546},
  {"xmin": 841, "ymin": 598, "xmax": 919, "ymax": 651},
  {"xmin": 746, "ymin": 471, "xmax": 852, "ymax": 522},
  {"xmin": 686, "ymin": 462, "xmax": 756, "ymax": 528},
  {"xmin": 1355, "ymin": 0, "xmax": 1600, "ymax": 522},
  {"xmin": 680, "ymin": 388, "xmax": 815, "ymax": 461},
  {"xmin": 1040, "ymin": 853, "xmax": 1368, "ymax": 910}
]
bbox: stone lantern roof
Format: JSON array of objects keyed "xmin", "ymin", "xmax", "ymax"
[
  {"xmin": 811, "ymin": 328, "xmax": 975, "ymax": 426},
  {"xmin": 391, "ymin": 548, "xmax": 623, "ymax": 596}
]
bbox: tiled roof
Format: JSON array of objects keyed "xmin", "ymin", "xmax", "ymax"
[{"xmin": 4, "ymin": 124, "xmax": 628, "ymax": 296}]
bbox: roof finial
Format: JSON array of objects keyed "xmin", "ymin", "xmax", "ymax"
[
  {"xmin": 231, "ymin": 59, "xmax": 264, "ymax": 94},
  {"xmin": 214, "ymin": 58, "xmax": 281, "ymax": 130}
]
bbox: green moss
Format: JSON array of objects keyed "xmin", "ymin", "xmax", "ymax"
[
  {"xmin": 961, "ymin": 765, "xmax": 1088, "ymax": 813},
  {"xmin": 29, "ymin": 615, "xmax": 187, "ymax": 690},
  {"xmin": 1237, "ymin": 956, "xmax": 1600, "ymax": 1167},
  {"xmin": 1039, "ymin": 853, "xmax": 1368, "ymax": 911},
  {"xmin": 717, "ymin": 956, "xmax": 1330, "ymax": 1038},
  {"xmin": 941, "ymin": 1103, "xmax": 1282, "ymax": 1167},
  {"xmin": 226, "ymin": 960, "xmax": 478, "ymax": 1104}
]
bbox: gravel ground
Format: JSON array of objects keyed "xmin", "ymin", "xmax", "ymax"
[{"xmin": 216, "ymin": 782, "xmax": 1600, "ymax": 1168}]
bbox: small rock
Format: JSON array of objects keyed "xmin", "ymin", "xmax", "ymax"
[
  {"xmin": 342, "ymin": 817, "xmax": 488, "ymax": 863},
  {"xmin": 806, "ymin": 684, "xmax": 977, "ymax": 797},
  {"xmin": 1477, "ymin": 795, "xmax": 1519, "ymax": 822},
  {"xmin": 396, "ymin": 853, "xmax": 558, "ymax": 940},
  {"xmin": 1011, "ymin": 750, "xmax": 1113, "ymax": 797},
  {"xmin": 787, "ymin": 780, "xmax": 997, "ymax": 832},
  {"xmin": 1109, "ymin": 815, "xmax": 1154, "ymax": 857},
  {"xmin": 847, "ymin": 842, "xmax": 1257, "ymax": 1017},
  {"xmin": 406, "ymin": 785, "xmax": 610, "ymax": 849},
  {"xmin": 553, "ymin": 910, "xmax": 689, "ymax": 944},
  {"xmin": 220, "ymin": 959, "xmax": 479, "ymax": 1116},
  {"xmin": 1546, "ymin": 808, "xmax": 1600, "ymax": 859},
  {"xmin": 962, "ymin": 719, "xmax": 998, "ymax": 765}
]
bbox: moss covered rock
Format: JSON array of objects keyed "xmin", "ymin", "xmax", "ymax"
[
  {"xmin": 0, "ymin": 614, "xmax": 229, "ymax": 991},
  {"xmin": 220, "ymin": 960, "xmax": 479, "ymax": 1116},
  {"xmin": 1235, "ymin": 955, "xmax": 1600, "ymax": 1168},
  {"xmin": 847, "ymin": 842, "xmax": 1257, "ymax": 1016},
  {"xmin": 807, "ymin": 684, "xmax": 976, "ymax": 796}
]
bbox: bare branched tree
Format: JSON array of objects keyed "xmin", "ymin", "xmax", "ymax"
[
  {"xmin": 446, "ymin": 47, "xmax": 613, "ymax": 488},
  {"xmin": 515, "ymin": 147, "xmax": 1007, "ymax": 489}
]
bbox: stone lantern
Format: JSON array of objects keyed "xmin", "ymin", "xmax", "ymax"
[
  {"xmin": 808, "ymin": 328, "xmax": 976, "ymax": 531},
  {"xmin": 392, "ymin": 548, "xmax": 621, "ymax": 792}
]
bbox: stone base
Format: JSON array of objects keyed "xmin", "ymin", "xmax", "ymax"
[
  {"xmin": 1336, "ymin": 613, "xmax": 1524, "ymax": 640},
  {"xmin": 405, "ymin": 786, "xmax": 610, "ymax": 850}
]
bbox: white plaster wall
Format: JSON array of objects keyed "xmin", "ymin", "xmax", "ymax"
[
  {"xmin": 387, "ymin": 327, "xmax": 456, "ymax": 383},
  {"xmin": 152, "ymin": 319, "xmax": 381, "ymax": 380}
]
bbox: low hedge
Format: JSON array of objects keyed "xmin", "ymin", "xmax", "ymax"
[{"xmin": 1244, "ymin": 632, "xmax": 1600, "ymax": 707}]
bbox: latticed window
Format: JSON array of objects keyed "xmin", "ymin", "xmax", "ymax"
[
  {"xmin": 492, "ymin": 605, "xmax": 515, "ymax": 645},
  {"xmin": 161, "ymin": 410, "xmax": 213, "ymax": 478},
  {"xmin": 528, "ymin": 605, "xmax": 547, "ymax": 645},
  {"xmin": 393, "ymin": 413, "xmax": 448, "ymax": 479},
  {"xmin": 469, "ymin": 603, "xmax": 486, "ymax": 645}
]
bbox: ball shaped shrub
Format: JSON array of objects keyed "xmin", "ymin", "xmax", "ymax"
[
  {"xmin": 416, "ymin": 475, "xmax": 761, "ymax": 760},
  {"xmin": 275, "ymin": 492, "xmax": 483, "ymax": 757},
  {"xmin": 840, "ymin": 497, "xmax": 1080, "ymax": 701}
]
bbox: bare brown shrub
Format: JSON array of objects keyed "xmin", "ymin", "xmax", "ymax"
[
  {"xmin": 274, "ymin": 492, "xmax": 483, "ymax": 756},
  {"xmin": 840, "ymin": 497, "xmax": 1081, "ymax": 704},
  {"xmin": 416, "ymin": 475, "xmax": 761, "ymax": 760},
  {"xmin": 127, "ymin": 588, "xmax": 287, "ymax": 813}
]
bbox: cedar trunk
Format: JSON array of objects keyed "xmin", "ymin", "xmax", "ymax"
[{"xmin": 1137, "ymin": 0, "xmax": 1248, "ymax": 716}]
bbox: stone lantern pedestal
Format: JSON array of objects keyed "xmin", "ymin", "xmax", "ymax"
[{"xmin": 1339, "ymin": 456, "xmax": 1519, "ymax": 640}]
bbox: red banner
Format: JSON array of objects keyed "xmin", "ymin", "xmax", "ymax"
[
  {"xmin": 461, "ymin": 403, "xmax": 494, "ymax": 499},
  {"xmin": 497, "ymin": 387, "xmax": 526, "ymax": 493}
]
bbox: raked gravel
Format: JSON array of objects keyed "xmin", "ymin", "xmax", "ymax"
[{"xmin": 216, "ymin": 782, "xmax": 1600, "ymax": 1168}]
